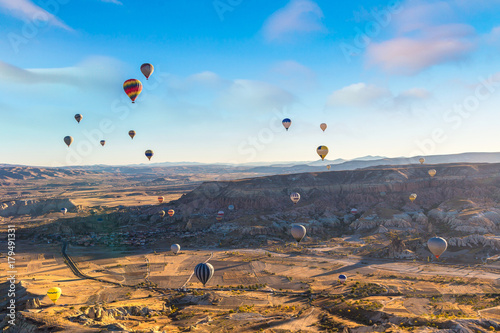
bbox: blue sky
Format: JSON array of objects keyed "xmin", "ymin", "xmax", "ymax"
[{"xmin": 1, "ymin": 0, "xmax": 500, "ymax": 166}]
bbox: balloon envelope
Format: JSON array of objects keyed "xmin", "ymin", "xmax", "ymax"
[
  {"xmin": 145, "ymin": 150, "xmax": 154, "ymax": 161},
  {"xmin": 140, "ymin": 63, "xmax": 154, "ymax": 80},
  {"xmin": 428, "ymin": 237, "xmax": 447, "ymax": 259},
  {"xmin": 317, "ymin": 146, "xmax": 329, "ymax": 160},
  {"xmin": 64, "ymin": 136, "xmax": 73, "ymax": 147},
  {"xmin": 158, "ymin": 196, "xmax": 164, "ymax": 203},
  {"xmin": 282, "ymin": 118, "xmax": 291, "ymax": 131},
  {"xmin": 428, "ymin": 169, "xmax": 436, "ymax": 177},
  {"xmin": 168, "ymin": 209, "xmax": 175, "ymax": 217},
  {"xmin": 123, "ymin": 79, "xmax": 143, "ymax": 103},
  {"xmin": 409, "ymin": 193, "xmax": 417, "ymax": 202},
  {"xmin": 216, "ymin": 210, "xmax": 224, "ymax": 221},
  {"xmin": 338, "ymin": 274, "xmax": 347, "ymax": 283},
  {"xmin": 228, "ymin": 205, "xmax": 235, "ymax": 211},
  {"xmin": 128, "ymin": 130, "xmax": 136, "ymax": 139},
  {"xmin": 100, "ymin": 140, "xmax": 105, "ymax": 146},
  {"xmin": 47, "ymin": 287, "xmax": 61, "ymax": 304},
  {"xmin": 326, "ymin": 165, "xmax": 331, "ymax": 170},
  {"xmin": 61, "ymin": 208, "xmax": 67, "ymax": 215},
  {"xmin": 194, "ymin": 262, "xmax": 214, "ymax": 286},
  {"xmin": 320, "ymin": 123, "xmax": 327, "ymax": 132},
  {"xmin": 419, "ymin": 158, "xmax": 425, "ymax": 164},
  {"xmin": 74, "ymin": 114, "xmax": 82, "ymax": 123},
  {"xmin": 159, "ymin": 210, "xmax": 165, "ymax": 217},
  {"xmin": 290, "ymin": 192, "xmax": 300, "ymax": 204},
  {"xmin": 351, "ymin": 208, "xmax": 358, "ymax": 215},
  {"xmin": 171, "ymin": 244, "xmax": 181, "ymax": 254},
  {"xmin": 291, "ymin": 224, "xmax": 306, "ymax": 243}
]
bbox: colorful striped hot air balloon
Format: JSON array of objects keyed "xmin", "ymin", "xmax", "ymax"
[
  {"xmin": 338, "ymin": 274, "xmax": 347, "ymax": 284},
  {"xmin": 158, "ymin": 196, "xmax": 164, "ymax": 203},
  {"xmin": 317, "ymin": 146, "xmax": 329, "ymax": 160},
  {"xmin": 216, "ymin": 210, "xmax": 224, "ymax": 221},
  {"xmin": 140, "ymin": 63, "xmax": 154, "ymax": 80},
  {"xmin": 100, "ymin": 140, "xmax": 105, "ymax": 146},
  {"xmin": 168, "ymin": 209, "xmax": 175, "ymax": 217},
  {"xmin": 123, "ymin": 79, "xmax": 142, "ymax": 103},
  {"xmin": 282, "ymin": 118, "xmax": 291, "ymax": 131},
  {"xmin": 145, "ymin": 150, "xmax": 154, "ymax": 161},
  {"xmin": 128, "ymin": 130, "xmax": 136, "ymax": 139},
  {"xmin": 351, "ymin": 208, "xmax": 358, "ymax": 215}
]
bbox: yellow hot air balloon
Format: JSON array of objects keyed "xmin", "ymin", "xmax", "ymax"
[
  {"xmin": 317, "ymin": 146, "xmax": 329, "ymax": 160},
  {"xmin": 145, "ymin": 150, "xmax": 154, "ymax": 161},
  {"xmin": 320, "ymin": 123, "xmax": 327, "ymax": 132},
  {"xmin": 129, "ymin": 130, "xmax": 136, "ymax": 139},
  {"xmin": 419, "ymin": 158, "xmax": 425, "ymax": 164},
  {"xmin": 428, "ymin": 169, "xmax": 436, "ymax": 177},
  {"xmin": 47, "ymin": 287, "xmax": 61, "ymax": 304},
  {"xmin": 326, "ymin": 165, "xmax": 331, "ymax": 170},
  {"xmin": 409, "ymin": 193, "xmax": 417, "ymax": 202},
  {"xmin": 168, "ymin": 209, "xmax": 175, "ymax": 217}
]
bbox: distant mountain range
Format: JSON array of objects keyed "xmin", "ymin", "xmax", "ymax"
[{"xmin": 4, "ymin": 152, "xmax": 500, "ymax": 178}]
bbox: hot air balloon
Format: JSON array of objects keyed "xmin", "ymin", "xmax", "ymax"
[
  {"xmin": 194, "ymin": 262, "xmax": 214, "ymax": 287},
  {"xmin": 140, "ymin": 63, "xmax": 154, "ymax": 80},
  {"xmin": 428, "ymin": 169, "xmax": 436, "ymax": 177},
  {"xmin": 419, "ymin": 158, "xmax": 425, "ymax": 164},
  {"xmin": 326, "ymin": 165, "xmax": 331, "ymax": 170},
  {"xmin": 228, "ymin": 205, "xmax": 235, "ymax": 211},
  {"xmin": 351, "ymin": 208, "xmax": 358, "ymax": 215},
  {"xmin": 129, "ymin": 130, "xmax": 136, "ymax": 139},
  {"xmin": 317, "ymin": 146, "xmax": 329, "ymax": 160},
  {"xmin": 216, "ymin": 210, "xmax": 224, "ymax": 221},
  {"xmin": 409, "ymin": 193, "xmax": 417, "ymax": 202},
  {"xmin": 338, "ymin": 274, "xmax": 347, "ymax": 284},
  {"xmin": 320, "ymin": 123, "xmax": 327, "ymax": 132},
  {"xmin": 123, "ymin": 79, "xmax": 143, "ymax": 103},
  {"xmin": 158, "ymin": 196, "xmax": 164, "ymax": 204},
  {"xmin": 427, "ymin": 237, "xmax": 447, "ymax": 259},
  {"xmin": 290, "ymin": 192, "xmax": 300, "ymax": 204},
  {"xmin": 145, "ymin": 150, "xmax": 154, "ymax": 161},
  {"xmin": 171, "ymin": 244, "xmax": 180, "ymax": 255},
  {"xmin": 64, "ymin": 136, "xmax": 73, "ymax": 147},
  {"xmin": 100, "ymin": 140, "xmax": 105, "ymax": 146},
  {"xmin": 61, "ymin": 208, "xmax": 67, "ymax": 215},
  {"xmin": 47, "ymin": 287, "xmax": 61, "ymax": 304},
  {"xmin": 158, "ymin": 210, "xmax": 165, "ymax": 218},
  {"xmin": 74, "ymin": 114, "xmax": 82, "ymax": 123},
  {"xmin": 168, "ymin": 209, "xmax": 175, "ymax": 217},
  {"xmin": 291, "ymin": 225, "xmax": 306, "ymax": 243},
  {"xmin": 282, "ymin": 118, "xmax": 291, "ymax": 131}
]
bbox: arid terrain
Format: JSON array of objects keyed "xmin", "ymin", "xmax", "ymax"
[{"xmin": 1, "ymin": 161, "xmax": 500, "ymax": 332}]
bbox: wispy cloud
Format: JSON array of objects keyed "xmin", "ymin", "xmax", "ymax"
[
  {"xmin": 262, "ymin": 0, "xmax": 326, "ymax": 41},
  {"xmin": 365, "ymin": 0, "xmax": 477, "ymax": 75},
  {"xmin": 99, "ymin": 0, "xmax": 123, "ymax": 5},
  {"xmin": 326, "ymin": 82, "xmax": 431, "ymax": 110},
  {"xmin": 0, "ymin": 0, "xmax": 72, "ymax": 30}
]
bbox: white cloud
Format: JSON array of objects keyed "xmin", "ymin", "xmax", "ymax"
[
  {"xmin": 100, "ymin": 0, "xmax": 123, "ymax": 4},
  {"xmin": 326, "ymin": 83, "xmax": 431, "ymax": 110},
  {"xmin": 0, "ymin": 56, "xmax": 125, "ymax": 88},
  {"xmin": 0, "ymin": 0, "xmax": 72, "ymax": 30},
  {"xmin": 262, "ymin": 0, "xmax": 326, "ymax": 41},
  {"xmin": 365, "ymin": 0, "xmax": 477, "ymax": 75},
  {"xmin": 326, "ymin": 83, "xmax": 391, "ymax": 108}
]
